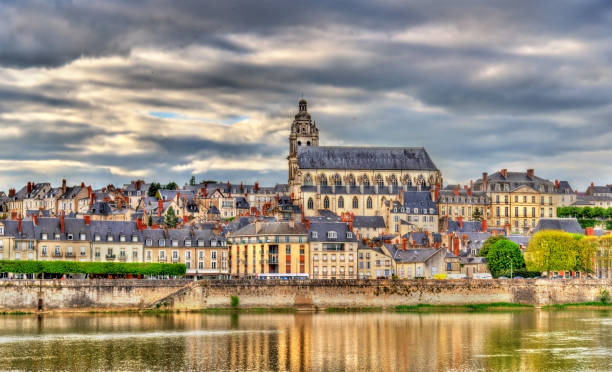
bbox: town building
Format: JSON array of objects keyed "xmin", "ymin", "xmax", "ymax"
[{"xmin": 308, "ymin": 221, "xmax": 358, "ymax": 279}]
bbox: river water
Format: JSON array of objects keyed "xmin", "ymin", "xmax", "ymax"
[{"xmin": 0, "ymin": 310, "xmax": 610, "ymax": 371}]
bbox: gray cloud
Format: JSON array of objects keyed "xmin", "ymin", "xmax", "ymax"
[{"xmin": 0, "ymin": 0, "xmax": 611, "ymax": 190}]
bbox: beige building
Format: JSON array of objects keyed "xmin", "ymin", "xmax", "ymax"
[
  {"xmin": 229, "ymin": 221, "xmax": 308, "ymax": 277},
  {"xmin": 36, "ymin": 216, "xmax": 92, "ymax": 261},
  {"xmin": 473, "ymin": 169, "xmax": 559, "ymax": 234},
  {"xmin": 437, "ymin": 186, "xmax": 489, "ymax": 223},
  {"xmin": 287, "ymin": 99, "xmax": 442, "ymax": 217},
  {"xmin": 89, "ymin": 220, "xmax": 143, "ymax": 262},
  {"xmin": 383, "ymin": 244, "xmax": 447, "ymax": 279},
  {"xmin": 357, "ymin": 245, "xmax": 393, "ymax": 279},
  {"xmin": 308, "ymin": 221, "xmax": 358, "ymax": 279}
]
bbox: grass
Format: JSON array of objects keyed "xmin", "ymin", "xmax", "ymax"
[
  {"xmin": 542, "ymin": 302, "xmax": 612, "ymax": 310},
  {"xmin": 395, "ymin": 302, "xmax": 533, "ymax": 312},
  {"xmin": 324, "ymin": 307, "xmax": 383, "ymax": 313}
]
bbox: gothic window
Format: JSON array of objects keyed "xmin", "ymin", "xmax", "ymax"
[
  {"xmin": 304, "ymin": 174, "xmax": 313, "ymax": 186},
  {"xmin": 375, "ymin": 175, "xmax": 384, "ymax": 187},
  {"xmin": 323, "ymin": 196, "xmax": 330, "ymax": 209},
  {"xmin": 352, "ymin": 197, "xmax": 359, "ymax": 209},
  {"xmin": 307, "ymin": 198, "xmax": 314, "ymax": 209},
  {"xmin": 406, "ymin": 179, "xmax": 412, "ymax": 187},
  {"xmin": 297, "ymin": 141, "xmax": 302, "ymax": 146},
  {"xmin": 334, "ymin": 174, "xmax": 342, "ymax": 186},
  {"xmin": 391, "ymin": 177, "xmax": 398, "ymax": 187},
  {"xmin": 307, "ymin": 141, "xmax": 311, "ymax": 146},
  {"xmin": 348, "ymin": 174, "xmax": 356, "ymax": 186},
  {"xmin": 362, "ymin": 175, "xmax": 370, "ymax": 186},
  {"xmin": 367, "ymin": 197, "xmax": 373, "ymax": 209},
  {"xmin": 320, "ymin": 175, "xmax": 327, "ymax": 186},
  {"xmin": 338, "ymin": 196, "xmax": 344, "ymax": 209}
]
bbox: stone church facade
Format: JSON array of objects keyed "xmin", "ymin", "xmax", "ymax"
[{"xmin": 288, "ymin": 99, "xmax": 443, "ymax": 216}]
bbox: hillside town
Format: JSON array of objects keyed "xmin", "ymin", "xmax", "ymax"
[{"xmin": 0, "ymin": 100, "xmax": 611, "ymax": 280}]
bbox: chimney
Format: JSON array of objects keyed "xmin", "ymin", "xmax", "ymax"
[
  {"xmin": 590, "ymin": 182, "xmax": 594, "ymax": 188},
  {"xmin": 467, "ymin": 188, "xmax": 472, "ymax": 197},
  {"xmin": 527, "ymin": 169, "xmax": 534, "ymax": 180},
  {"xmin": 453, "ymin": 235, "xmax": 460, "ymax": 256},
  {"xmin": 481, "ymin": 219, "xmax": 487, "ymax": 232},
  {"xmin": 430, "ymin": 187, "xmax": 436, "ymax": 202},
  {"xmin": 27, "ymin": 182, "xmax": 32, "ymax": 194},
  {"xmin": 304, "ymin": 219, "xmax": 310, "ymax": 230},
  {"xmin": 555, "ymin": 180, "xmax": 559, "ymax": 189},
  {"xmin": 32, "ymin": 215, "xmax": 38, "ymax": 226},
  {"xmin": 254, "ymin": 182, "xmax": 259, "ymax": 193},
  {"xmin": 89, "ymin": 192, "xmax": 96, "ymax": 206},
  {"xmin": 87, "ymin": 186, "xmax": 92, "ymax": 198},
  {"xmin": 80, "ymin": 182, "xmax": 85, "ymax": 188},
  {"xmin": 60, "ymin": 212, "xmax": 65, "ymax": 233},
  {"xmin": 500, "ymin": 169, "xmax": 507, "ymax": 178},
  {"xmin": 585, "ymin": 227, "xmax": 594, "ymax": 236},
  {"xmin": 158, "ymin": 199, "xmax": 163, "ymax": 217},
  {"xmin": 288, "ymin": 219, "xmax": 295, "ymax": 229},
  {"xmin": 470, "ymin": 180, "xmax": 473, "ymax": 189},
  {"xmin": 482, "ymin": 172, "xmax": 488, "ymax": 191},
  {"xmin": 8, "ymin": 188, "xmax": 15, "ymax": 197},
  {"xmin": 11, "ymin": 212, "xmax": 17, "ymax": 220},
  {"xmin": 17, "ymin": 215, "xmax": 22, "ymax": 234},
  {"xmin": 84, "ymin": 215, "xmax": 91, "ymax": 226},
  {"xmin": 453, "ymin": 187, "xmax": 459, "ymax": 197},
  {"xmin": 458, "ymin": 216, "xmax": 463, "ymax": 229},
  {"xmin": 62, "ymin": 179, "xmax": 67, "ymax": 192},
  {"xmin": 402, "ymin": 237, "xmax": 407, "ymax": 250}
]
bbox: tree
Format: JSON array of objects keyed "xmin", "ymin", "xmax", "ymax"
[
  {"xmin": 189, "ymin": 176, "xmax": 196, "ymax": 186},
  {"xmin": 165, "ymin": 206, "xmax": 178, "ymax": 228},
  {"xmin": 525, "ymin": 231, "xmax": 579, "ymax": 276},
  {"xmin": 164, "ymin": 181, "xmax": 178, "ymax": 190},
  {"xmin": 479, "ymin": 236, "xmax": 508, "ymax": 257},
  {"xmin": 472, "ymin": 207, "xmax": 483, "ymax": 221},
  {"xmin": 147, "ymin": 214, "xmax": 153, "ymax": 227},
  {"xmin": 486, "ymin": 240, "xmax": 525, "ymax": 278},
  {"xmin": 147, "ymin": 182, "xmax": 161, "ymax": 197},
  {"xmin": 574, "ymin": 236, "xmax": 597, "ymax": 274}
]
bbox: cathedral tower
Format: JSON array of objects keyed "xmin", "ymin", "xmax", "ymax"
[{"xmin": 288, "ymin": 99, "xmax": 318, "ymax": 192}]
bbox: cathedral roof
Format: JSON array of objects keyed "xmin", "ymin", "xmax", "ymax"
[{"xmin": 297, "ymin": 146, "xmax": 438, "ymax": 171}]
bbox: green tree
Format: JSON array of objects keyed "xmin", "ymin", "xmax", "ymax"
[
  {"xmin": 525, "ymin": 231, "xmax": 579, "ymax": 276},
  {"xmin": 486, "ymin": 239, "xmax": 525, "ymax": 278},
  {"xmin": 165, "ymin": 206, "xmax": 178, "ymax": 228},
  {"xmin": 147, "ymin": 182, "xmax": 161, "ymax": 197},
  {"xmin": 189, "ymin": 176, "xmax": 196, "ymax": 186},
  {"xmin": 574, "ymin": 236, "xmax": 597, "ymax": 273},
  {"xmin": 472, "ymin": 207, "xmax": 483, "ymax": 221},
  {"xmin": 164, "ymin": 181, "xmax": 178, "ymax": 190},
  {"xmin": 147, "ymin": 214, "xmax": 153, "ymax": 227},
  {"xmin": 479, "ymin": 236, "xmax": 508, "ymax": 257}
]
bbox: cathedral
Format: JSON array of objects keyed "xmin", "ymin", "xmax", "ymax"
[{"xmin": 288, "ymin": 99, "xmax": 443, "ymax": 216}]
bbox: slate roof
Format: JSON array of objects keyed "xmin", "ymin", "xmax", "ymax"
[
  {"xmin": 396, "ymin": 191, "xmax": 437, "ymax": 214},
  {"xmin": 302, "ymin": 185, "xmax": 409, "ymax": 195},
  {"xmin": 473, "ymin": 171, "xmax": 556, "ymax": 193},
  {"xmin": 401, "ymin": 232, "xmax": 430, "ymax": 246},
  {"xmin": 89, "ymin": 201, "xmax": 112, "ymax": 216},
  {"xmin": 447, "ymin": 220, "xmax": 482, "ymax": 233},
  {"xmin": 33, "ymin": 217, "xmax": 91, "ymax": 240},
  {"xmin": 231, "ymin": 221, "xmax": 307, "ymax": 236},
  {"xmin": 297, "ymin": 146, "xmax": 438, "ymax": 170},
  {"xmin": 1, "ymin": 220, "xmax": 36, "ymax": 239},
  {"xmin": 141, "ymin": 228, "xmax": 223, "ymax": 247},
  {"xmin": 385, "ymin": 244, "xmax": 441, "ymax": 263},
  {"xmin": 308, "ymin": 222, "xmax": 357, "ymax": 242},
  {"xmin": 58, "ymin": 186, "xmax": 83, "ymax": 200},
  {"xmin": 506, "ymin": 235, "xmax": 530, "ymax": 247},
  {"xmin": 89, "ymin": 220, "xmax": 140, "ymax": 242},
  {"xmin": 353, "ymin": 216, "xmax": 386, "ymax": 229},
  {"xmin": 533, "ymin": 218, "xmax": 584, "ymax": 234}
]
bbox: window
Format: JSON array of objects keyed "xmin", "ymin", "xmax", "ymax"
[
  {"xmin": 352, "ymin": 197, "xmax": 358, "ymax": 209},
  {"xmin": 391, "ymin": 177, "xmax": 398, "ymax": 187},
  {"xmin": 320, "ymin": 176, "xmax": 327, "ymax": 186},
  {"xmin": 160, "ymin": 250, "xmax": 166, "ymax": 259},
  {"xmin": 304, "ymin": 174, "xmax": 313, "ymax": 186},
  {"xmin": 172, "ymin": 240, "xmax": 178, "ymax": 247},
  {"xmin": 185, "ymin": 240, "xmax": 191, "ymax": 247},
  {"xmin": 79, "ymin": 233, "xmax": 86, "ymax": 241},
  {"xmin": 367, "ymin": 197, "xmax": 373, "ymax": 209},
  {"xmin": 496, "ymin": 195, "xmax": 500, "ymax": 203},
  {"xmin": 80, "ymin": 246, "xmax": 86, "ymax": 256},
  {"xmin": 120, "ymin": 235, "xmax": 126, "ymax": 242},
  {"xmin": 376, "ymin": 175, "xmax": 384, "ymax": 187},
  {"xmin": 159, "ymin": 239, "xmax": 165, "ymax": 246},
  {"xmin": 307, "ymin": 198, "xmax": 314, "ymax": 209},
  {"xmin": 211, "ymin": 251, "xmax": 217, "ymax": 260},
  {"xmin": 107, "ymin": 235, "xmax": 113, "ymax": 242},
  {"xmin": 532, "ymin": 196, "xmax": 536, "ymax": 203},
  {"xmin": 338, "ymin": 196, "xmax": 344, "ymax": 209},
  {"xmin": 286, "ymin": 246, "xmax": 291, "ymax": 254},
  {"xmin": 334, "ymin": 174, "xmax": 342, "ymax": 186},
  {"xmin": 133, "ymin": 250, "xmax": 138, "ymax": 259},
  {"xmin": 67, "ymin": 234, "xmax": 73, "ymax": 240},
  {"xmin": 146, "ymin": 239, "xmax": 152, "ymax": 246},
  {"xmin": 327, "ymin": 231, "xmax": 337, "ymax": 239},
  {"xmin": 41, "ymin": 233, "xmax": 47, "ymax": 240},
  {"xmin": 346, "ymin": 232, "xmax": 353, "ymax": 239},
  {"xmin": 132, "ymin": 235, "xmax": 138, "ymax": 242},
  {"xmin": 312, "ymin": 231, "xmax": 318, "ymax": 239},
  {"xmin": 323, "ymin": 196, "xmax": 330, "ymax": 209}
]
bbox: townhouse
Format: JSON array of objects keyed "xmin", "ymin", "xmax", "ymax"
[{"xmin": 308, "ymin": 221, "xmax": 358, "ymax": 279}]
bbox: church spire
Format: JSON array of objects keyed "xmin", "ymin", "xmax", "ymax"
[{"xmin": 299, "ymin": 98, "xmax": 307, "ymax": 112}]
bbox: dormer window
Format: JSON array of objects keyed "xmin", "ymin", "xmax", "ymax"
[
  {"xmin": 79, "ymin": 233, "xmax": 86, "ymax": 241},
  {"xmin": 132, "ymin": 235, "xmax": 138, "ymax": 242},
  {"xmin": 346, "ymin": 232, "xmax": 353, "ymax": 239},
  {"xmin": 327, "ymin": 231, "xmax": 337, "ymax": 239},
  {"xmin": 172, "ymin": 240, "xmax": 178, "ymax": 247},
  {"xmin": 185, "ymin": 240, "xmax": 191, "ymax": 247},
  {"xmin": 107, "ymin": 235, "xmax": 113, "ymax": 242},
  {"xmin": 312, "ymin": 231, "xmax": 318, "ymax": 239},
  {"xmin": 146, "ymin": 239, "xmax": 152, "ymax": 246},
  {"xmin": 197, "ymin": 240, "xmax": 204, "ymax": 247},
  {"xmin": 67, "ymin": 234, "xmax": 73, "ymax": 240},
  {"xmin": 159, "ymin": 239, "xmax": 165, "ymax": 246},
  {"xmin": 54, "ymin": 233, "xmax": 60, "ymax": 240},
  {"xmin": 95, "ymin": 234, "xmax": 101, "ymax": 242},
  {"xmin": 41, "ymin": 233, "xmax": 48, "ymax": 240},
  {"xmin": 211, "ymin": 240, "xmax": 217, "ymax": 247},
  {"xmin": 119, "ymin": 235, "xmax": 126, "ymax": 242}
]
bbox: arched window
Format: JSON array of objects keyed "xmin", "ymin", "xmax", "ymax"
[
  {"xmin": 348, "ymin": 174, "xmax": 356, "ymax": 186},
  {"xmin": 367, "ymin": 197, "xmax": 373, "ymax": 209},
  {"xmin": 307, "ymin": 198, "xmax": 314, "ymax": 209},
  {"xmin": 307, "ymin": 141, "xmax": 311, "ymax": 146},
  {"xmin": 334, "ymin": 173, "xmax": 342, "ymax": 186},
  {"xmin": 320, "ymin": 175, "xmax": 327, "ymax": 186},
  {"xmin": 338, "ymin": 196, "xmax": 344, "ymax": 209},
  {"xmin": 323, "ymin": 196, "xmax": 330, "ymax": 209},
  {"xmin": 391, "ymin": 177, "xmax": 398, "ymax": 187},
  {"xmin": 304, "ymin": 174, "xmax": 313, "ymax": 186},
  {"xmin": 297, "ymin": 141, "xmax": 302, "ymax": 146},
  {"xmin": 406, "ymin": 179, "xmax": 412, "ymax": 187},
  {"xmin": 352, "ymin": 197, "xmax": 359, "ymax": 209},
  {"xmin": 362, "ymin": 175, "xmax": 370, "ymax": 187},
  {"xmin": 375, "ymin": 175, "xmax": 384, "ymax": 187}
]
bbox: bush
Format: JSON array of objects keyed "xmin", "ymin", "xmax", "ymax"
[
  {"xmin": 599, "ymin": 288, "xmax": 610, "ymax": 304},
  {"xmin": 479, "ymin": 236, "xmax": 508, "ymax": 257},
  {"xmin": 231, "ymin": 295, "xmax": 239, "ymax": 308},
  {"xmin": 496, "ymin": 269, "xmax": 541, "ymax": 278},
  {"xmin": 577, "ymin": 219, "xmax": 597, "ymax": 228},
  {"xmin": 487, "ymin": 239, "xmax": 525, "ymax": 278},
  {"xmin": 0, "ymin": 260, "xmax": 186, "ymax": 277}
]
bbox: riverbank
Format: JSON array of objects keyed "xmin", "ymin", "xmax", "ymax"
[{"xmin": 1, "ymin": 278, "xmax": 611, "ymax": 311}]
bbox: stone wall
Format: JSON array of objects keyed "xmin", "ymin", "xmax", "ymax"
[{"xmin": 0, "ymin": 279, "xmax": 610, "ymax": 311}]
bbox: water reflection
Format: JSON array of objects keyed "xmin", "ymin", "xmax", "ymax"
[{"xmin": 0, "ymin": 310, "xmax": 610, "ymax": 371}]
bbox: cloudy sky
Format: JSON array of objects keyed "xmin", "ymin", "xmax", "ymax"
[{"xmin": 1, "ymin": 0, "xmax": 611, "ymax": 192}]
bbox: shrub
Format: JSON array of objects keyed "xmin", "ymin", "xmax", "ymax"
[
  {"xmin": 479, "ymin": 236, "xmax": 508, "ymax": 257},
  {"xmin": 231, "ymin": 295, "xmax": 239, "ymax": 308},
  {"xmin": 0, "ymin": 260, "xmax": 186, "ymax": 276},
  {"xmin": 599, "ymin": 288, "xmax": 610, "ymax": 304},
  {"xmin": 487, "ymin": 239, "xmax": 525, "ymax": 278}
]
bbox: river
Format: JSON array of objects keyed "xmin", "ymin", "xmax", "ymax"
[{"xmin": 0, "ymin": 310, "xmax": 610, "ymax": 371}]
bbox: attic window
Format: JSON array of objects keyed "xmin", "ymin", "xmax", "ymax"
[
  {"xmin": 107, "ymin": 235, "xmax": 113, "ymax": 242},
  {"xmin": 346, "ymin": 232, "xmax": 353, "ymax": 239},
  {"xmin": 67, "ymin": 234, "xmax": 73, "ymax": 240},
  {"xmin": 159, "ymin": 239, "xmax": 165, "ymax": 246},
  {"xmin": 146, "ymin": 239, "xmax": 152, "ymax": 246},
  {"xmin": 327, "ymin": 231, "xmax": 337, "ymax": 239},
  {"xmin": 211, "ymin": 240, "xmax": 217, "ymax": 247},
  {"xmin": 54, "ymin": 233, "xmax": 60, "ymax": 240},
  {"xmin": 185, "ymin": 240, "xmax": 191, "ymax": 247},
  {"xmin": 132, "ymin": 235, "xmax": 138, "ymax": 242},
  {"xmin": 197, "ymin": 240, "xmax": 204, "ymax": 247},
  {"xmin": 95, "ymin": 234, "xmax": 101, "ymax": 242},
  {"xmin": 79, "ymin": 233, "xmax": 86, "ymax": 241},
  {"xmin": 172, "ymin": 240, "xmax": 178, "ymax": 247},
  {"xmin": 41, "ymin": 233, "xmax": 48, "ymax": 240},
  {"xmin": 311, "ymin": 231, "xmax": 318, "ymax": 239},
  {"xmin": 120, "ymin": 235, "xmax": 126, "ymax": 242}
]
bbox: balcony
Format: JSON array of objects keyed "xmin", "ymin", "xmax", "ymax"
[
  {"xmin": 172, "ymin": 257, "xmax": 180, "ymax": 263},
  {"xmin": 53, "ymin": 252, "xmax": 62, "ymax": 258},
  {"xmin": 105, "ymin": 254, "xmax": 116, "ymax": 260},
  {"xmin": 158, "ymin": 257, "xmax": 167, "ymax": 262},
  {"xmin": 119, "ymin": 255, "xmax": 127, "ymax": 262},
  {"xmin": 64, "ymin": 252, "xmax": 75, "ymax": 258}
]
